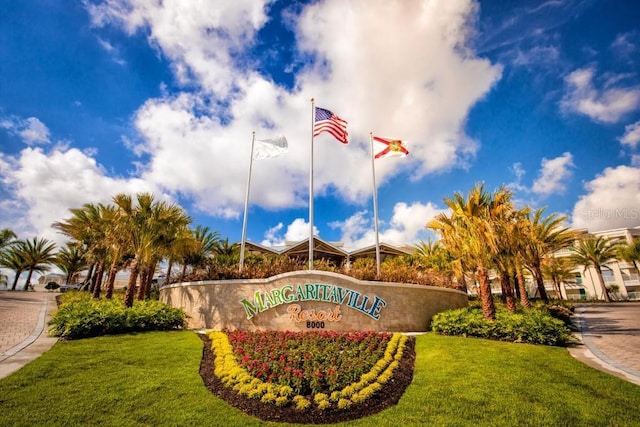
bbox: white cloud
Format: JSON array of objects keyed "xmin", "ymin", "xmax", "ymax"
[
  {"xmin": 1, "ymin": 1, "xmax": 502, "ymax": 241},
  {"xmin": 619, "ymin": 120, "xmax": 640, "ymax": 149},
  {"xmin": 531, "ymin": 152, "xmax": 574, "ymax": 195},
  {"xmin": 331, "ymin": 201, "xmax": 444, "ymax": 249},
  {"xmin": 572, "ymin": 165, "xmax": 640, "ymax": 231},
  {"xmin": 0, "ymin": 116, "xmax": 51, "ymax": 145},
  {"xmin": 0, "ymin": 147, "xmax": 158, "ymax": 245},
  {"xmin": 88, "ymin": 0, "xmax": 501, "ymax": 208},
  {"xmin": 261, "ymin": 218, "xmax": 318, "ymax": 247},
  {"xmin": 561, "ymin": 66, "xmax": 640, "ymax": 123}
]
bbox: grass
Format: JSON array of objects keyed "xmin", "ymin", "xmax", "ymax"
[{"xmin": 0, "ymin": 331, "xmax": 639, "ymax": 426}]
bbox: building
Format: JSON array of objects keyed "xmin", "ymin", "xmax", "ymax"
[
  {"xmin": 243, "ymin": 236, "xmax": 414, "ymax": 267},
  {"xmin": 549, "ymin": 226, "xmax": 640, "ymax": 301}
]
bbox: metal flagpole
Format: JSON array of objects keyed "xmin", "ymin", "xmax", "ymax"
[
  {"xmin": 309, "ymin": 98, "xmax": 315, "ymax": 270},
  {"xmin": 239, "ymin": 131, "xmax": 256, "ymax": 272},
  {"xmin": 369, "ymin": 132, "xmax": 381, "ymax": 277}
]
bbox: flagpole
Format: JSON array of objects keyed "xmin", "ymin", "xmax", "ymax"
[
  {"xmin": 369, "ymin": 132, "xmax": 381, "ymax": 277},
  {"xmin": 239, "ymin": 131, "xmax": 256, "ymax": 273},
  {"xmin": 309, "ymin": 98, "xmax": 315, "ymax": 270}
]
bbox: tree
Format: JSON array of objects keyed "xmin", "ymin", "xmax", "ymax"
[
  {"xmin": 55, "ymin": 243, "xmax": 87, "ymax": 285},
  {"xmin": 541, "ymin": 256, "xmax": 577, "ymax": 300},
  {"xmin": 413, "ymin": 239, "xmax": 462, "ymax": 291},
  {"xmin": 113, "ymin": 193, "xmax": 191, "ymax": 308},
  {"xmin": 617, "ymin": 238, "xmax": 640, "ymax": 273},
  {"xmin": 21, "ymin": 237, "xmax": 57, "ymax": 290},
  {"xmin": 179, "ymin": 225, "xmax": 220, "ymax": 281},
  {"xmin": 0, "ymin": 228, "xmax": 17, "ymax": 251},
  {"xmin": 520, "ymin": 208, "xmax": 576, "ymax": 303},
  {"xmin": 570, "ymin": 236, "xmax": 622, "ymax": 302},
  {"xmin": 0, "ymin": 242, "xmax": 29, "ymax": 290},
  {"xmin": 429, "ymin": 183, "xmax": 514, "ymax": 320}
]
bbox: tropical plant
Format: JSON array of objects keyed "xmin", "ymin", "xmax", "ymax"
[
  {"xmin": 21, "ymin": 237, "xmax": 57, "ymax": 290},
  {"xmin": 429, "ymin": 183, "xmax": 515, "ymax": 320},
  {"xmin": 0, "ymin": 228, "xmax": 17, "ymax": 251},
  {"xmin": 617, "ymin": 237, "xmax": 640, "ymax": 273},
  {"xmin": 0, "ymin": 241, "xmax": 29, "ymax": 290},
  {"xmin": 179, "ymin": 225, "xmax": 220, "ymax": 281},
  {"xmin": 55, "ymin": 243, "xmax": 87, "ymax": 285},
  {"xmin": 112, "ymin": 193, "xmax": 191, "ymax": 308},
  {"xmin": 541, "ymin": 256, "xmax": 577, "ymax": 300},
  {"xmin": 570, "ymin": 236, "xmax": 622, "ymax": 302},
  {"xmin": 520, "ymin": 208, "xmax": 576, "ymax": 303}
]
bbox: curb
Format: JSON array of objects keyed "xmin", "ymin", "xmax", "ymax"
[
  {"xmin": 568, "ymin": 308, "xmax": 640, "ymax": 386},
  {"xmin": 0, "ymin": 294, "xmax": 58, "ymax": 379}
]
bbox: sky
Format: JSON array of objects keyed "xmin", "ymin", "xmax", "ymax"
[{"xmin": 1, "ymin": 0, "xmax": 640, "ymax": 256}]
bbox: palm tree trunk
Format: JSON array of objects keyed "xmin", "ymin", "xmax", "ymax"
[
  {"xmin": 477, "ymin": 266, "xmax": 496, "ymax": 320},
  {"xmin": 552, "ymin": 278, "xmax": 564, "ymax": 300},
  {"xmin": 92, "ymin": 263, "xmax": 105, "ymax": 299},
  {"xmin": 124, "ymin": 257, "xmax": 139, "ymax": 308},
  {"xmin": 145, "ymin": 264, "xmax": 156, "ymax": 299},
  {"xmin": 595, "ymin": 266, "xmax": 611, "ymax": 302},
  {"xmin": 137, "ymin": 267, "xmax": 150, "ymax": 301},
  {"xmin": 533, "ymin": 264, "xmax": 549, "ymax": 302},
  {"xmin": 500, "ymin": 270, "xmax": 516, "ymax": 312},
  {"xmin": 180, "ymin": 263, "xmax": 188, "ymax": 282},
  {"xmin": 516, "ymin": 264, "xmax": 531, "ymax": 309},
  {"xmin": 84, "ymin": 263, "xmax": 95, "ymax": 287},
  {"xmin": 166, "ymin": 259, "xmax": 173, "ymax": 284},
  {"xmin": 105, "ymin": 262, "xmax": 118, "ymax": 299},
  {"xmin": 24, "ymin": 268, "xmax": 34, "ymax": 291},
  {"xmin": 10, "ymin": 269, "xmax": 22, "ymax": 291}
]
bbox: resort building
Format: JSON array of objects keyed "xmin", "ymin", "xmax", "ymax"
[{"xmin": 546, "ymin": 226, "xmax": 640, "ymax": 301}]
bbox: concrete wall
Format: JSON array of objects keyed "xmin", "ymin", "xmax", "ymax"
[{"xmin": 160, "ymin": 270, "xmax": 468, "ymax": 332}]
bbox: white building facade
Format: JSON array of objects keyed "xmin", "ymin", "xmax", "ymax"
[{"xmin": 551, "ymin": 226, "xmax": 640, "ymax": 301}]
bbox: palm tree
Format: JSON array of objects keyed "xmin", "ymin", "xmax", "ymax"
[
  {"xmin": 55, "ymin": 243, "xmax": 87, "ymax": 285},
  {"xmin": 21, "ymin": 237, "xmax": 57, "ymax": 290},
  {"xmin": 429, "ymin": 184, "xmax": 514, "ymax": 320},
  {"xmin": 413, "ymin": 239, "xmax": 462, "ymax": 291},
  {"xmin": 0, "ymin": 228, "xmax": 17, "ymax": 251},
  {"xmin": 113, "ymin": 193, "xmax": 191, "ymax": 308},
  {"xmin": 541, "ymin": 256, "xmax": 577, "ymax": 300},
  {"xmin": 570, "ymin": 236, "xmax": 622, "ymax": 302},
  {"xmin": 0, "ymin": 242, "xmax": 29, "ymax": 290},
  {"xmin": 520, "ymin": 208, "xmax": 576, "ymax": 302},
  {"xmin": 179, "ymin": 225, "xmax": 220, "ymax": 281},
  {"xmin": 617, "ymin": 238, "xmax": 640, "ymax": 273},
  {"xmin": 53, "ymin": 203, "xmax": 110, "ymax": 292}
]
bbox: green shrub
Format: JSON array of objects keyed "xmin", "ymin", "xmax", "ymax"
[
  {"xmin": 431, "ymin": 306, "xmax": 573, "ymax": 346},
  {"xmin": 48, "ymin": 294, "xmax": 186, "ymax": 340}
]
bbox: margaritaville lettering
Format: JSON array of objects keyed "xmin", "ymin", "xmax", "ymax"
[{"xmin": 240, "ymin": 283, "xmax": 387, "ymax": 321}]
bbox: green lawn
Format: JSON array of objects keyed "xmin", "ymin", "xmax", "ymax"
[{"xmin": 0, "ymin": 331, "xmax": 638, "ymax": 426}]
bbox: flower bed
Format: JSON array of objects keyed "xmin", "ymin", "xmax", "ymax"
[{"xmin": 203, "ymin": 330, "xmax": 415, "ymax": 423}]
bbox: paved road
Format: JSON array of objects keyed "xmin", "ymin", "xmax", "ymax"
[
  {"xmin": 0, "ymin": 290, "xmax": 639, "ymax": 386},
  {"xmin": 570, "ymin": 302, "xmax": 640, "ymax": 385},
  {"xmin": 0, "ymin": 290, "xmax": 58, "ymax": 379}
]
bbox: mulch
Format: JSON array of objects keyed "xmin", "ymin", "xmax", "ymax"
[{"xmin": 198, "ymin": 333, "xmax": 416, "ymax": 424}]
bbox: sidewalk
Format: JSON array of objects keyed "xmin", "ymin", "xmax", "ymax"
[
  {"xmin": 568, "ymin": 302, "xmax": 640, "ymax": 386},
  {"xmin": 0, "ymin": 290, "xmax": 58, "ymax": 379}
]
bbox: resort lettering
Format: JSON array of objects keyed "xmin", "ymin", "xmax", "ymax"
[{"xmin": 239, "ymin": 283, "xmax": 386, "ymax": 321}]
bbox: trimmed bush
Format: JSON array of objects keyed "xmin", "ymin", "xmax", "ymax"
[
  {"xmin": 48, "ymin": 294, "xmax": 187, "ymax": 339},
  {"xmin": 431, "ymin": 306, "xmax": 573, "ymax": 346}
]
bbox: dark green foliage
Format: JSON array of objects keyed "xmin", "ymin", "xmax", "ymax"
[
  {"xmin": 48, "ymin": 294, "xmax": 186, "ymax": 340},
  {"xmin": 431, "ymin": 305, "xmax": 573, "ymax": 346}
]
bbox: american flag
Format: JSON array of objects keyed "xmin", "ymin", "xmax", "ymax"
[{"xmin": 313, "ymin": 107, "xmax": 348, "ymax": 144}]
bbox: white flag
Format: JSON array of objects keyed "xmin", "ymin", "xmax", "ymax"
[{"xmin": 254, "ymin": 136, "xmax": 288, "ymax": 160}]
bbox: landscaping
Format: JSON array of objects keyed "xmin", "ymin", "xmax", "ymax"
[{"xmin": 1, "ymin": 331, "xmax": 640, "ymax": 426}]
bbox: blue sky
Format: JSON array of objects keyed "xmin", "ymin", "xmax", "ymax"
[{"xmin": 1, "ymin": 0, "xmax": 639, "ymax": 252}]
